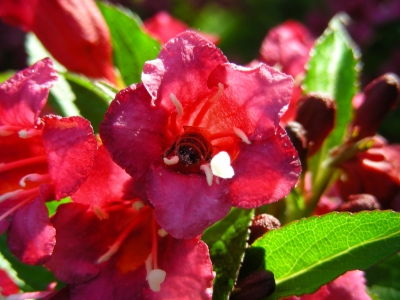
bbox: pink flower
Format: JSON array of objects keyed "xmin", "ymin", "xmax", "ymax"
[
  {"xmin": 283, "ymin": 270, "xmax": 371, "ymax": 300},
  {"xmin": 100, "ymin": 31, "xmax": 301, "ymax": 239},
  {"xmin": 0, "ymin": 0, "xmax": 115, "ymax": 83},
  {"xmin": 144, "ymin": 11, "xmax": 219, "ymax": 44},
  {"xmin": 44, "ymin": 145, "xmax": 214, "ymax": 299},
  {"xmin": 0, "ymin": 58, "xmax": 97, "ymax": 265}
]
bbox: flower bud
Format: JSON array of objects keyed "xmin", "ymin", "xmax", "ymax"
[
  {"xmin": 338, "ymin": 194, "xmax": 380, "ymax": 212},
  {"xmin": 285, "ymin": 121, "xmax": 308, "ymax": 170},
  {"xmin": 230, "ymin": 270, "xmax": 276, "ymax": 300},
  {"xmin": 352, "ymin": 73, "xmax": 400, "ymax": 139},
  {"xmin": 249, "ymin": 214, "xmax": 281, "ymax": 244},
  {"xmin": 295, "ymin": 93, "xmax": 336, "ymax": 156},
  {"xmin": 0, "ymin": 0, "xmax": 115, "ymax": 83}
]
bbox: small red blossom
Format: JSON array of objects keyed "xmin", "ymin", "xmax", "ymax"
[
  {"xmin": 44, "ymin": 146, "xmax": 214, "ymax": 299},
  {"xmin": 0, "ymin": 0, "xmax": 115, "ymax": 83},
  {"xmin": 100, "ymin": 31, "xmax": 301, "ymax": 239},
  {"xmin": 0, "ymin": 269, "xmax": 19, "ymax": 296},
  {"xmin": 283, "ymin": 270, "xmax": 371, "ymax": 300},
  {"xmin": 144, "ymin": 11, "xmax": 219, "ymax": 44},
  {"xmin": 0, "ymin": 58, "xmax": 97, "ymax": 265}
]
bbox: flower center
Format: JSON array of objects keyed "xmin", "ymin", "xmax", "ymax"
[{"xmin": 163, "ymin": 84, "xmax": 251, "ymax": 185}]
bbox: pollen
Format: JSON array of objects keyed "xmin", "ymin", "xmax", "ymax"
[
  {"xmin": 163, "ymin": 155, "xmax": 179, "ymax": 165},
  {"xmin": 210, "ymin": 151, "xmax": 234, "ymax": 179},
  {"xmin": 170, "ymin": 93, "xmax": 183, "ymax": 117},
  {"xmin": 147, "ymin": 269, "xmax": 166, "ymax": 292}
]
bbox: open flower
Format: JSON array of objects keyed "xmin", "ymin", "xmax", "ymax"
[
  {"xmin": 44, "ymin": 145, "xmax": 214, "ymax": 299},
  {"xmin": 0, "ymin": 58, "xmax": 97, "ymax": 264},
  {"xmin": 100, "ymin": 31, "xmax": 301, "ymax": 239}
]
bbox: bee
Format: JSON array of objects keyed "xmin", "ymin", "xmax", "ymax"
[{"xmin": 164, "ymin": 126, "xmax": 213, "ymax": 169}]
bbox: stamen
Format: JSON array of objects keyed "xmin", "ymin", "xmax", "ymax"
[
  {"xmin": 0, "ymin": 197, "xmax": 34, "ymax": 222},
  {"xmin": 0, "ymin": 155, "xmax": 47, "ymax": 173},
  {"xmin": 152, "ymin": 216, "xmax": 159, "ymax": 269},
  {"xmin": 147, "ymin": 269, "xmax": 167, "ymax": 292},
  {"xmin": 158, "ymin": 228, "xmax": 168, "ymax": 237},
  {"xmin": 133, "ymin": 200, "xmax": 145, "ymax": 211},
  {"xmin": 18, "ymin": 128, "xmax": 41, "ymax": 139},
  {"xmin": 192, "ymin": 83, "xmax": 224, "ymax": 127},
  {"xmin": 163, "ymin": 156, "xmax": 179, "ymax": 165},
  {"xmin": 200, "ymin": 164, "xmax": 213, "ymax": 186},
  {"xmin": 210, "ymin": 151, "xmax": 234, "ymax": 179},
  {"xmin": 97, "ymin": 209, "xmax": 149, "ymax": 263},
  {"xmin": 0, "ymin": 188, "xmax": 39, "ymax": 204},
  {"xmin": 19, "ymin": 173, "xmax": 50, "ymax": 187},
  {"xmin": 233, "ymin": 127, "xmax": 251, "ymax": 144},
  {"xmin": 170, "ymin": 93, "xmax": 183, "ymax": 118},
  {"xmin": 94, "ymin": 205, "xmax": 109, "ymax": 220}
]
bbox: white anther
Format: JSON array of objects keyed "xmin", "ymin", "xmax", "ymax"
[
  {"xmin": 209, "ymin": 83, "xmax": 224, "ymax": 103},
  {"xmin": 158, "ymin": 228, "xmax": 168, "ymax": 237},
  {"xmin": 18, "ymin": 129, "xmax": 40, "ymax": 139},
  {"xmin": 233, "ymin": 127, "xmax": 251, "ymax": 144},
  {"xmin": 170, "ymin": 93, "xmax": 183, "ymax": 117},
  {"xmin": 210, "ymin": 151, "xmax": 234, "ymax": 179},
  {"xmin": 163, "ymin": 156, "xmax": 179, "ymax": 165},
  {"xmin": 0, "ymin": 189, "xmax": 23, "ymax": 203},
  {"xmin": 200, "ymin": 164, "xmax": 213, "ymax": 186},
  {"xmin": 133, "ymin": 201, "xmax": 145, "ymax": 210},
  {"xmin": 148, "ymin": 269, "xmax": 166, "ymax": 292}
]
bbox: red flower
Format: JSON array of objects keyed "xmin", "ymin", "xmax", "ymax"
[
  {"xmin": 100, "ymin": 31, "xmax": 301, "ymax": 239},
  {"xmin": 0, "ymin": 269, "xmax": 19, "ymax": 297},
  {"xmin": 44, "ymin": 145, "xmax": 214, "ymax": 299},
  {"xmin": 0, "ymin": 58, "xmax": 97, "ymax": 265},
  {"xmin": 0, "ymin": 0, "xmax": 115, "ymax": 83},
  {"xmin": 283, "ymin": 270, "xmax": 371, "ymax": 300},
  {"xmin": 144, "ymin": 11, "xmax": 219, "ymax": 44}
]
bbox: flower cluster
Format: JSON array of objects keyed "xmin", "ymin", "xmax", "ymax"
[{"xmin": 1, "ymin": 1, "xmax": 400, "ymax": 299}]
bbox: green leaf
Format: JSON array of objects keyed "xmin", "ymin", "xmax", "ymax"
[
  {"xmin": 240, "ymin": 211, "xmax": 400, "ymax": 299},
  {"xmin": 0, "ymin": 234, "xmax": 61, "ymax": 292},
  {"xmin": 202, "ymin": 208, "xmax": 254, "ymax": 300},
  {"xmin": 63, "ymin": 72, "xmax": 116, "ymax": 132},
  {"xmin": 98, "ymin": 3, "xmax": 161, "ymax": 86},
  {"xmin": 365, "ymin": 253, "xmax": 400, "ymax": 300},
  {"xmin": 46, "ymin": 197, "xmax": 72, "ymax": 217}
]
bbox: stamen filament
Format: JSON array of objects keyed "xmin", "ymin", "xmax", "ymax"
[
  {"xmin": 97, "ymin": 207, "xmax": 150, "ymax": 263},
  {"xmin": 0, "ymin": 155, "xmax": 47, "ymax": 173},
  {"xmin": 210, "ymin": 127, "xmax": 251, "ymax": 144},
  {"xmin": 200, "ymin": 164, "xmax": 213, "ymax": 186},
  {"xmin": 18, "ymin": 128, "xmax": 41, "ymax": 139},
  {"xmin": 19, "ymin": 173, "xmax": 50, "ymax": 187},
  {"xmin": 170, "ymin": 93, "xmax": 183, "ymax": 118},
  {"xmin": 0, "ymin": 187, "xmax": 39, "ymax": 204},
  {"xmin": 192, "ymin": 83, "xmax": 224, "ymax": 127},
  {"xmin": 152, "ymin": 216, "xmax": 159, "ymax": 269}
]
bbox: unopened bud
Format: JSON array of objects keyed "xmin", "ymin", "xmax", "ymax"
[
  {"xmin": 285, "ymin": 121, "xmax": 308, "ymax": 170},
  {"xmin": 352, "ymin": 73, "xmax": 400, "ymax": 139},
  {"xmin": 295, "ymin": 93, "xmax": 336, "ymax": 156},
  {"xmin": 230, "ymin": 270, "xmax": 276, "ymax": 300},
  {"xmin": 338, "ymin": 194, "xmax": 380, "ymax": 212},
  {"xmin": 249, "ymin": 214, "xmax": 281, "ymax": 244}
]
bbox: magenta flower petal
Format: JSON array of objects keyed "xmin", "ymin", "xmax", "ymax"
[
  {"xmin": 41, "ymin": 115, "xmax": 97, "ymax": 199},
  {"xmin": 206, "ymin": 63, "xmax": 293, "ymax": 139},
  {"xmin": 100, "ymin": 84, "xmax": 167, "ymax": 181},
  {"xmin": 142, "ymin": 31, "xmax": 227, "ymax": 112},
  {"xmin": 147, "ymin": 165, "xmax": 231, "ymax": 239},
  {"xmin": 71, "ymin": 145, "xmax": 132, "ymax": 207},
  {"xmin": 0, "ymin": 57, "xmax": 57, "ymax": 130},
  {"xmin": 45, "ymin": 203, "xmax": 100, "ymax": 283},
  {"xmin": 229, "ymin": 126, "xmax": 301, "ymax": 208},
  {"xmin": 7, "ymin": 196, "xmax": 55, "ymax": 265}
]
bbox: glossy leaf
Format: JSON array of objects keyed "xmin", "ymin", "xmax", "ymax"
[
  {"xmin": 98, "ymin": 3, "xmax": 161, "ymax": 86},
  {"xmin": 202, "ymin": 208, "xmax": 254, "ymax": 300},
  {"xmin": 240, "ymin": 211, "xmax": 400, "ymax": 299}
]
